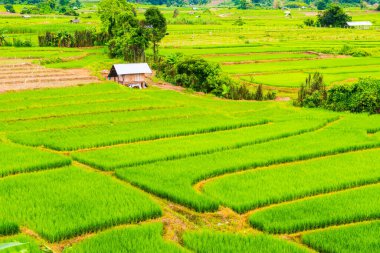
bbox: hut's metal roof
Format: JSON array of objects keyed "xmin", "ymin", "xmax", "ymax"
[
  {"xmin": 112, "ymin": 63, "xmax": 152, "ymax": 75},
  {"xmin": 346, "ymin": 21, "xmax": 372, "ymax": 27}
]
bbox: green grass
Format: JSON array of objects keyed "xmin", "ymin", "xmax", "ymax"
[
  {"xmin": 182, "ymin": 230, "xmax": 307, "ymax": 253},
  {"xmin": 302, "ymin": 221, "xmax": 380, "ymax": 253},
  {"xmin": 0, "ymin": 142, "xmax": 71, "ymax": 177},
  {"xmin": 202, "ymin": 149, "xmax": 380, "ymax": 213},
  {"xmin": 249, "ymin": 183, "xmax": 380, "ymax": 234},
  {"xmin": 0, "ymin": 166, "xmax": 161, "ymax": 242},
  {"xmin": 64, "ymin": 223, "xmax": 187, "ymax": 253}
]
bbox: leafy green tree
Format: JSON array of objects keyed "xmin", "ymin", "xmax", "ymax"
[
  {"xmin": 237, "ymin": 0, "xmax": 253, "ymax": 9},
  {"xmin": 316, "ymin": 0, "xmax": 329, "ymax": 10},
  {"xmin": 255, "ymin": 84, "xmax": 263, "ymax": 101},
  {"xmin": 0, "ymin": 30, "xmax": 7, "ymax": 47},
  {"xmin": 144, "ymin": 7, "xmax": 167, "ymax": 61},
  {"xmin": 318, "ymin": 5, "xmax": 352, "ymax": 28},
  {"xmin": 98, "ymin": 0, "xmax": 137, "ymax": 37}
]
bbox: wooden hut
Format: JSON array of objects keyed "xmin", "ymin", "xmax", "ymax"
[{"xmin": 108, "ymin": 63, "xmax": 152, "ymax": 88}]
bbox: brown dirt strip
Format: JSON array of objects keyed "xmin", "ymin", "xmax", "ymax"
[{"xmin": 0, "ymin": 63, "xmax": 98, "ymax": 93}]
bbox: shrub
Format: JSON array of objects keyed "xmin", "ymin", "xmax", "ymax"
[
  {"xmin": 304, "ymin": 18, "xmax": 315, "ymax": 26},
  {"xmin": 339, "ymin": 44, "xmax": 371, "ymax": 57},
  {"xmin": 295, "ymin": 72, "xmax": 327, "ymax": 107},
  {"xmin": 156, "ymin": 55, "xmax": 274, "ymax": 101},
  {"xmin": 297, "ymin": 76, "xmax": 380, "ymax": 114},
  {"xmin": 12, "ymin": 38, "xmax": 32, "ymax": 47}
]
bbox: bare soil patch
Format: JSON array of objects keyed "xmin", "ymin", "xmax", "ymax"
[{"xmin": 0, "ymin": 62, "xmax": 98, "ymax": 93}]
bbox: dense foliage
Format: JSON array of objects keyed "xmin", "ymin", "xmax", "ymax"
[
  {"xmin": 98, "ymin": 0, "xmax": 167, "ymax": 62},
  {"xmin": 296, "ymin": 76, "xmax": 380, "ymax": 114},
  {"xmin": 318, "ymin": 5, "xmax": 352, "ymax": 27},
  {"xmin": 156, "ymin": 54, "xmax": 275, "ymax": 100},
  {"xmin": 7, "ymin": 0, "xmax": 82, "ymax": 15},
  {"xmin": 38, "ymin": 30, "xmax": 108, "ymax": 47}
]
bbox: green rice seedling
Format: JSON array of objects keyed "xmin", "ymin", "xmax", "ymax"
[
  {"xmin": 302, "ymin": 221, "xmax": 380, "ymax": 253},
  {"xmin": 202, "ymin": 149, "xmax": 380, "ymax": 213},
  {"xmin": 0, "ymin": 142, "xmax": 71, "ymax": 177},
  {"xmin": 116, "ymin": 115, "xmax": 380, "ymax": 212},
  {"xmin": 0, "ymin": 106, "xmax": 207, "ymax": 132},
  {"xmin": 0, "ymin": 234, "xmax": 42, "ymax": 253},
  {"xmin": 0, "ymin": 166, "xmax": 161, "ymax": 242},
  {"xmin": 64, "ymin": 223, "xmax": 187, "ymax": 253},
  {"xmin": 0, "ymin": 97, "xmax": 181, "ymax": 122},
  {"xmin": 205, "ymin": 52, "xmax": 317, "ymax": 64},
  {"xmin": 0, "ymin": 91, "xmax": 149, "ymax": 113},
  {"xmin": 249, "ymin": 183, "xmax": 380, "ymax": 234},
  {"xmin": 182, "ymin": 230, "xmax": 307, "ymax": 253},
  {"xmin": 222, "ymin": 57, "xmax": 380, "ymax": 75},
  {"xmin": 0, "ymin": 83, "xmax": 121, "ymax": 103},
  {"xmin": 8, "ymin": 114, "xmax": 269, "ymax": 151},
  {"xmin": 73, "ymin": 117, "xmax": 333, "ymax": 170}
]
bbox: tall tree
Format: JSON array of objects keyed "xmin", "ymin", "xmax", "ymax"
[
  {"xmin": 144, "ymin": 7, "xmax": 167, "ymax": 61},
  {"xmin": 318, "ymin": 5, "xmax": 352, "ymax": 27},
  {"xmin": 98, "ymin": 0, "xmax": 137, "ymax": 37}
]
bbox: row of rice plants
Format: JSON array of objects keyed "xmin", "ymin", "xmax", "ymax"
[
  {"xmin": 240, "ymin": 65, "xmax": 380, "ymax": 88},
  {"xmin": 0, "ymin": 90, "xmax": 148, "ymax": 113},
  {"xmin": 0, "ymin": 142, "xmax": 71, "ymax": 177},
  {"xmin": 0, "ymin": 106, "xmax": 208, "ymax": 132},
  {"xmin": 0, "ymin": 83, "xmax": 122, "ymax": 103},
  {"xmin": 249, "ymin": 183, "xmax": 380, "ymax": 234},
  {"xmin": 116, "ymin": 115, "xmax": 380, "ymax": 212},
  {"xmin": 0, "ymin": 97, "xmax": 181, "ymax": 122},
  {"xmin": 0, "ymin": 166, "xmax": 162, "ymax": 242},
  {"xmin": 301, "ymin": 220, "xmax": 380, "ymax": 253},
  {"xmin": 73, "ymin": 117, "xmax": 334, "ymax": 170},
  {"xmin": 222, "ymin": 57, "xmax": 380, "ymax": 74},
  {"xmin": 202, "ymin": 149, "xmax": 380, "ymax": 213},
  {"xmin": 8, "ymin": 114, "xmax": 269, "ymax": 151},
  {"xmin": 205, "ymin": 52, "xmax": 317, "ymax": 64},
  {"xmin": 0, "ymin": 48, "xmax": 82, "ymax": 60},
  {"xmin": 63, "ymin": 223, "xmax": 187, "ymax": 253},
  {"xmin": 182, "ymin": 230, "xmax": 307, "ymax": 253}
]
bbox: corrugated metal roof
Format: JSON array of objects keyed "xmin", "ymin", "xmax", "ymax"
[
  {"xmin": 346, "ymin": 21, "xmax": 372, "ymax": 26},
  {"xmin": 113, "ymin": 63, "xmax": 152, "ymax": 75}
]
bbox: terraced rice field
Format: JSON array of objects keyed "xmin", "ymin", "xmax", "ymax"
[
  {"xmin": 0, "ymin": 81, "xmax": 379, "ymax": 252},
  {"xmin": 1, "ymin": 5, "xmax": 380, "ymax": 253}
]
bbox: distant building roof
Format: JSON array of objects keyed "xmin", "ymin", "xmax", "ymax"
[
  {"xmin": 346, "ymin": 21, "xmax": 372, "ymax": 27},
  {"xmin": 108, "ymin": 63, "xmax": 152, "ymax": 77}
]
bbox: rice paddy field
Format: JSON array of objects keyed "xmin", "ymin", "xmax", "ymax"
[{"xmin": 0, "ymin": 2, "xmax": 380, "ymax": 253}]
